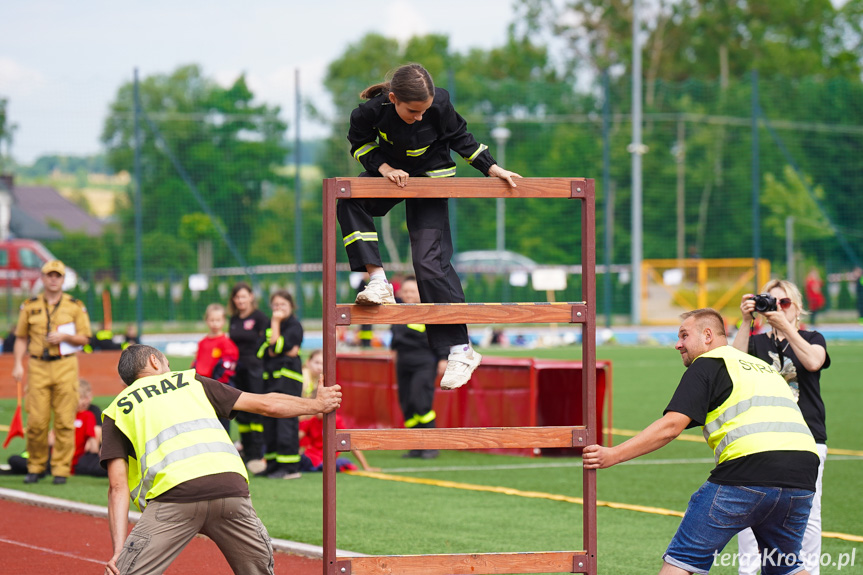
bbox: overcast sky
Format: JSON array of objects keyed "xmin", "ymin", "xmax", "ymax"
[{"xmin": 1, "ymin": 0, "xmax": 517, "ymax": 163}]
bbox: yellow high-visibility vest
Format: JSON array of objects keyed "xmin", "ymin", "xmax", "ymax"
[
  {"xmin": 699, "ymin": 346, "xmax": 817, "ymax": 464},
  {"xmin": 104, "ymin": 369, "xmax": 248, "ymax": 511}
]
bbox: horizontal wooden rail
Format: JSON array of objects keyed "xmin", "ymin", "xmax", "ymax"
[
  {"xmin": 329, "ymin": 177, "xmax": 592, "ymax": 199},
  {"xmin": 335, "ymin": 302, "xmax": 587, "ymax": 325},
  {"xmin": 337, "ymin": 551, "xmax": 592, "ymax": 575},
  {"xmin": 335, "ymin": 426, "xmax": 588, "ymax": 452}
]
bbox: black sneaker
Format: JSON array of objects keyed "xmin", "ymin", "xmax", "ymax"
[
  {"xmin": 420, "ymin": 450, "xmax": 439, "ymax": 459},
  {"xmin": 53, "ymin": 476, "xmax": 67, "ymax": 485},
  {"xmin": 401, "ymin": 450, "xmax": 423, "ymax": 459},
  {"xmin": 23, "ymin": 473, "xmax": 40, "ymax": 484}
]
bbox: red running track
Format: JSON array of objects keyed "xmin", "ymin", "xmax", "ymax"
[{"xmin": 0, "ymin": 498, "xmax": 322, "ymax": 574}]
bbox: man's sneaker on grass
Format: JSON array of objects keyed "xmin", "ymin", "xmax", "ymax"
[
  {"xmin": 440, "ymin": 350, "xmax": 482, "ymax": 390},
  {"xmin": 355, "ymin": 278, "xmax": 395, "ymax": 305}
]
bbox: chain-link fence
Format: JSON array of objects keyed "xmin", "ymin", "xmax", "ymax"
[{"xmin": 4, "ymin": 73, "xmax": 862, "ymax": 328}]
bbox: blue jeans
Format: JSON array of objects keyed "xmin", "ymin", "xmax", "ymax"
[{"xmin": 664, "ymin": 481, "xmax": 814, "ymax": 575}]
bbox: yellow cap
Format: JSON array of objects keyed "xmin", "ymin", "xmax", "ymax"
[{"xmin": 41, "ymin": 260, "xmax": 66, "ymax": 276}]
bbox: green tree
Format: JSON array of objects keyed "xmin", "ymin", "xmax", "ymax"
[{"xmin": 101, "ymin": 65, "xmax": 288, "ymax": 268}]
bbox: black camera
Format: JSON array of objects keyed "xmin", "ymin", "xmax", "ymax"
[
  {"xmin": 41, "ymin": 349, "xmax": 52, "ymax": 360},
  {"xmin": 751, "ymin": 293, "xmax": 777, "ymax": 313}
]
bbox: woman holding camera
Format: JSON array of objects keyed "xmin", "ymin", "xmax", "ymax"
[{"xmin": 732, "ymin": 279, "xmax": 830, "ymax": 575}]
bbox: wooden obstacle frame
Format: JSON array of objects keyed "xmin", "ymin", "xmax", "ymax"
[{"xmin": 322, "ymin": 177, "xmax": 597, "ymax": 575}]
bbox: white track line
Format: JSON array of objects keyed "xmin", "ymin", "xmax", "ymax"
[
  {"xmin": 386, "ymin": 454, "xmax": 863, "ymax": 474},
  {"xmin": 0, "ymin": 536, "xmax": 105, "ymax": 565}
]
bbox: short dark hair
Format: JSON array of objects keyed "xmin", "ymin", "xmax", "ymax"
[
  {"xmin": 680, "ymin": 308, "xmax": 726, "ymax": 337},
  {"xmin": 118, "ymin": 344, "xmax": 164, "ymax": 386}
]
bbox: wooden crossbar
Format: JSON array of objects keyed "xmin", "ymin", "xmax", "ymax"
[
  {"xmin": 335, "ymin": 427, "xmax": 588, "ymax": 452},
  {"xmin": 338, "ymin": 551, "xmax": 592, "ymax": 575},
  {"xmin": 331, "ymin": 177, "xmax": 591, "ymax": 199},
  {"xmin": 335, "ymin": 302, "xmax": 587, "ymax": 325}
]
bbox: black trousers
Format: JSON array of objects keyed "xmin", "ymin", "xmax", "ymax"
[
  {"xmin": 396, "ymin": 354, "xmax": 438, "ymax": 429},
  {"xmin": 262, "ymin": 365, "xmax": 302, "ymax": 474},
  {"xmin": 233, "ymin": 362, "xmax": 264, "ymax": 461},
  {"xmin": 337, "ymin": 176, "xmax": 468, "ymax": 349}
]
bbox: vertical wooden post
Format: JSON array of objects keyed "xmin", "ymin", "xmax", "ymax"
[
  {"xmin": 580, "ymin": 180, "xmax": 598, "ymax": 572},
  {"xmin": 322, "ymin": 178, "xmax": 338, "ymax": 575}
]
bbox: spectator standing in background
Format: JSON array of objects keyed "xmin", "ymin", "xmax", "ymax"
[
  {"xmin": 228, "ymin": 282, "xmax": 269, "ymax": 475},
  {"xmin": 804, "ymin": 268, "xmax": 825, "ymax": 326},
  {"xmin": 855, "ymin": 266, "xmax": 863, "ymax": 325},
  {"xmin": 733, "ymin": 279, "xmax": 830, "ymax": 575},
  {"xmin": 391, "ymin": 276, "xmax": 446, "ymax": 459},
  {"xmin": 258, "ymin": 290, "xmax": 304, "ymax": 479},
  {"xmin": 192, "ymin": 303, "xmax": 239, "ymax": 433},
  {"xmin": 12, "ymin": 260, "xmax": 91, "ymax": 485}
]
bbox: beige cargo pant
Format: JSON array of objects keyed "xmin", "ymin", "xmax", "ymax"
[{"xmin": 116, "ymin": 496, "xmax": 274, "ymax": 575}]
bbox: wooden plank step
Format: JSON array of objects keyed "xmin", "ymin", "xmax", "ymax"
[
  {"xmin": 337, "ymin": 551, "xmax": 591, "ymax": 575},
  {"xmin": 330, "ymin": 177, "xmax": 592, "ymax": 199},
  {"xmin": 335, "ymin": 427, "xmax": 588, "ymax": 452},
  {"xmin": 335, "ymin": 302, "xmax": 587, "ymax": 325}
]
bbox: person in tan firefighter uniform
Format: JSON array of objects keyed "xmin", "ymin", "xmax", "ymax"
[{"xmin": 12, "ymin": 259, "xmax": 92, "ymax": 485}]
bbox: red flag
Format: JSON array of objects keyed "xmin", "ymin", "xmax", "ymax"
[{"xmin": 3, "ymin": 404, "xmax": 24, "ymax": 449}]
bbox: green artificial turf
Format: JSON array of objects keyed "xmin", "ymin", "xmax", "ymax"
[{"xmin": 1, "ymin": 343, "xmax": 861, "ymax": 575}]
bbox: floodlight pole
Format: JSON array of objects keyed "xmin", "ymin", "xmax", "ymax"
[
  {"xmin": 630, "ymin": 0, "xmax": 644, "ymax": 325},
  {"xmin": 294, "ymin": 68, "xmax": 303, "ymax": 317},
  {"xmin": 491, "ymin": 124, "xmax": 511, "ymax": 254},
  {"xmin": 133, "ymin": 68, "xmax": 144, "ymax": 338}
]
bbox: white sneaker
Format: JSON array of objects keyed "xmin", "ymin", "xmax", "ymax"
[
  {"xmin": 440, "ymin": 350, "xmax": 482, "ymax": 390},
  {"xmin": 246, "ymin": 459, "xmax": 267, "ymax": 475},
  {"xmin": 355, "ymin": 278, "xmax": 396, "ymax": 305}
]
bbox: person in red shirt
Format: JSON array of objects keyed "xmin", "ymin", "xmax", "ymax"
[
  {"xmin": 71, "ymin": 379, "xmax": 105, "ymax": 477},
  {"xmin": 299, "ymin": 351, "xmax": 376, "ymax": 473},
  {"xmin": 192, "ymin": 304, "xmax": 239, "ymax": 384},
  {"xmin": 192, "ymin": 304, "xmax": 240, "ymax": 434}
]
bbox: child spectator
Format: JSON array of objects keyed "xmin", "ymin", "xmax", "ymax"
[
  {"xmin": 192, "ymin": 304, "xmax": 239, "ymax": 433},
  {"xmin": 258, "ymin": 290, "xmax": 304, "ymax": 479},
  {"xmin": 299, "ymin": 361, "xmax": 377, "ymax": 473},
  {"xmin": 302, "ymin": 348, "xmax": 324, "ymax": 400},
  {"xmin": 5, "ymin": 380, "xmax": 105, "ymax": 478}
]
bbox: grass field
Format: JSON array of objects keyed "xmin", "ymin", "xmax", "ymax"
[{"xmin": 1, "ymin": 342, "xmax": 861, "ymax": 574}]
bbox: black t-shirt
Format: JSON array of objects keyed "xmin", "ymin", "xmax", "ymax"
[
  {"xmin": 229, "ymin": 310, "xmax": 269, "ymax": 364},
  {"xmin": 749, "ymin": 331, "xmax": 830, "ymax": 443},
  {"xmin": 664, "ymin": 355, "xmax": 818, "ymax": 490},
  {"xmin": 100, "ymin": 374, "xmax": 248, "ymax": 503}
]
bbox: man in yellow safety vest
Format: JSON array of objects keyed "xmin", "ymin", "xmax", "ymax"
[
  {"xmin": 583, "ymin": 308, "xmax": 818, "ymax": 575},
  {"xmin": 100, "ymin": 344, "xmax": 341, "ymax": 575}
]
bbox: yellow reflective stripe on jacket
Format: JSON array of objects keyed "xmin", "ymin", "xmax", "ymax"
[
  {"xmin": 465, "ymin": 143, "xmax": 488, "ymax": 163},
  {"xmin": 265, "ymin": 453, "xmax": 301, "ymax": 463},
  {"xmin": 263, "ymin": 368, "xmax": 303, "ymax": 383},
  {"xmin": 698, "ymin": 346, "xmax": 817, "ymax": 464},
  {"xmin": 406, "ymin": 145, "xmax": 430, "ymax": 157},
  {"xmin": 425, "ymin": 167, "xmax": 456, "ymax": 178},
  {"xmin": 103, "ymin": 369, "xmax": 247, "ymax": 511},
  {"xmin": 343, "ymin": 231, "xmax": 379, "ymax": 247},
  {"xmin": 257, "ymin": 328, "xmax": 285, "ymax": 359},
  {"xmin": 404, "ymin": 410, "xmax": 436, "ymax": 428},
  {"xmin": 353, "ymin": 142, "xmax": 379, "ymax": 160},
  {"xmin": 407, "ymin": 324, "xmax": 426, "ymax": 333},
  {"xmin": 377, "ymin": 129, "xmax": 392, "ymax": 144}
]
